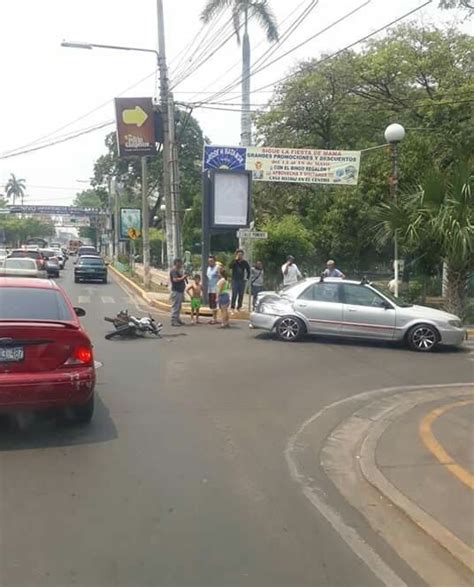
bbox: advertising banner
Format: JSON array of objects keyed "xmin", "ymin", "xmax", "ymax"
[
  {"xmin": 115, "ymin": 97, "xmax": 156, "ymax": 158},
  {"xmin": 119, "ymin": 208, "xmax": 142, "ymax": 241},
  {"xmin": 203, "ymin": 145, "xmax": 361, "ymax": 185}
]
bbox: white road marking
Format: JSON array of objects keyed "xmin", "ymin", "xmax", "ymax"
[
  {"xmin": 101, "ymin": 296, "xmax": 115, "ymax": 304},
  {"xmin": 78, "ymin": 295, "xmax": 91, "ymax": 304},
  {"xmin": 285, "ymin": 382, "xmax": 472, "ymax": 587},
  {"xmin": 94, "ymin": 360, "xmax": 103, "ymax": 369}
]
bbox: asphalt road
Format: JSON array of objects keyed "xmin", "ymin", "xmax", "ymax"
[{"xmin": 0, "ymin": 264, "xmax": 472, "ymax": 587}]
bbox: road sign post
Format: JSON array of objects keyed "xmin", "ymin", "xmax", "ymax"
[{"xmin": 236, "ymin": 229, "xmax": 268, "ymax": 311}]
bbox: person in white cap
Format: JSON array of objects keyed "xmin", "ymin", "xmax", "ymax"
[{"xmin": 282, "ymin": 255, "xmax": 302, "ymax": 286}]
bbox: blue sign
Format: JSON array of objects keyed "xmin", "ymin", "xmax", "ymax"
[{"xmin": 203, "ymin": 146, "xmax": 246, "ymax": 171}]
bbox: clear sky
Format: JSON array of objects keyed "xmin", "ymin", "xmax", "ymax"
[{"xmin": 0, "ymin": 0, "xmax": 465, "ymax": 204}]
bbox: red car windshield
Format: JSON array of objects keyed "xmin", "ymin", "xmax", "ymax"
[{"xmin": 0, "ymin": 288, "xmax": 73, "ymax": 321}]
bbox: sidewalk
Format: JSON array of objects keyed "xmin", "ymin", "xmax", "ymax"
[
  {"xmin": 110, "ymin": 264, "xmax": 251, "ymax": 320},
  {"xmin": 367, "ymin": 389, "xmax": 474, "ymax": 570}
]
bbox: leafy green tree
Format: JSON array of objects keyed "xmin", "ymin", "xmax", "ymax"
[
  {"xmin": 4, "ymin": 174, "xmax": 26, "ymax": 206},
  {"xmin": 0, "ymin": 217, "xmax": 54, "ymax": 247},
  {"xmin": 93, "ymin": 110, "xmax": 205, "ymax": 227},
  {"xmin": 201, "ymin": 0, "xmax": 278, "ymax": 145},
  {"xmin": 373, "ymin": 160, "xmax": 473, "ymax": 319},
  {"xmin": 73, "ymin": 188, "xmax": 108, "ymax": 209},
  {"xmin": 254, "ymin": 23, "xmax": 473, "ymax": 273},
  {"xmin": 253, "ymin": 215, "xmax": 315, "ymax": 285}
]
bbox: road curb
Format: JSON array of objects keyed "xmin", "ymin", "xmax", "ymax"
[
  {"xmin": 109, "ymin": 265, "xmax": 251, "ymax": 319},
  {"xmin": 109, "ymin": 264, "xmax": 154, "ymax": 305},
  {"xmin": 359, "ymin": 390, "xmax": 474, "ymax": 574}
]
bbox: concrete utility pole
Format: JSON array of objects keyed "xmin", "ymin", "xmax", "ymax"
[
  {"xmin": 141, "ymin": 157, "xmax": 151, "ymax": 288},
  {"xmin": 168, "ymin": 92, "xmax": 181, "ymax": 259},
  {"xmin": 111, "ymin": 178, "xmax": 120, "ymax": 264},
  {"xmin": 156, "ymin": 0, "xmax": 180, "ymax": 264},
  {"xmin": 241, "ymin": 8, "xmax": 252, "ymax": 147}
]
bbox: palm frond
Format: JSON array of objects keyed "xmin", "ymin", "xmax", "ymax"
[
  {"xmin": 200, "ymin": 0, "xmax": 233, "ymax": 23},
  {"xmin": 232, "ymin": 3, "xmax": 242, "ymax": 43},
  {"xmin": 251, "ymin": 0, "xmax": 279, "ymax": 42}
]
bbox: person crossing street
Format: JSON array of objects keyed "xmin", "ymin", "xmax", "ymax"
[{"xmin": 229, "ymin": 249, "xmax": 250, "ymax": 312}]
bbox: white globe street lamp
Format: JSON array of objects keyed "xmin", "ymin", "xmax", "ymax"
[
  {"xmin": 384, "ymin": 123, "xmax": 405, "ymax": 298},
  {"xmin": 384, "ymin": 123, "xmax": 406, "ymax": 144}
]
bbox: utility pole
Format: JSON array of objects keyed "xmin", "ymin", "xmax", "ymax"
[
  {"xmin": 141, "ymin": 157, "xmax": 151, "ymax": 288},
  {"xmin": 168, "ymin": 92, "xmax": 181, "ymax": 259},
  {"xmin": 156, "ymin": 0, "xmax": 177, "ymax": 264},
  {"xmin": 241, "ymin": 8, "xmax": 252, "ymax": 146},
  {"xmin": 111, "ymin": 178, "xmax": 120, "ymax": 263}
]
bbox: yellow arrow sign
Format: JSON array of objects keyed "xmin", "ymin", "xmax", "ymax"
[{"xmin": 122, "ymin": 106, "xmax": 148, "ymax": 128}]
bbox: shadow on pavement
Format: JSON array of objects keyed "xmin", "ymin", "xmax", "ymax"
[
  {"xmin": 251, "ymin": 331, "xmax": 466, "ymax": 354},
  {"xmin": 0, "ymin": 395, "xmax": 117, "ymax": 451}
]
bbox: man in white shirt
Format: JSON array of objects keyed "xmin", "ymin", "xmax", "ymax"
[{"xmin": 282, "ymin": 255, "xmax": 302, "ymax": 286}]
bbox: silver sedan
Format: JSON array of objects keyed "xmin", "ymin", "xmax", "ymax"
[{"xmin": 250, "ymin": 278, "xmax": 466, "ymax": 352}]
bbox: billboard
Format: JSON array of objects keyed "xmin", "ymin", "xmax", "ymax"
[
  {"xmin": 203, "ymin": 145, "xmax": 361, "ymax": 186},
  {"xmin": 115, "ymin": 97, "xmax": 157, "ymax": 158},
  {"xmin": 211, "ymin": 170, "xmax": 251, "ymax": 228},
  {"xmin": 119, "ymin": 208, "xmax": 142, "ymax": 241}
]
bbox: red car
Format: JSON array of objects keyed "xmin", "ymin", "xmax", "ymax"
[{"xmin": 0, "ymin": 278, "xmax": 95, "ymax": 422}]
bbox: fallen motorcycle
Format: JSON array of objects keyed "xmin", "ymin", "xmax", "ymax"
[{"xmin": 104, "ymin": 310, "xmax": 163, "ymax": 340}]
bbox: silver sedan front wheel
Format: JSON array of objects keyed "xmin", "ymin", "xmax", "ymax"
[
  {"xmin": 407, "ymin": 324, "xmax": 438, "ymax": 352},
  {"xmin": 275, "ymin": 317, "xmax": 305, "ymax": 342}
]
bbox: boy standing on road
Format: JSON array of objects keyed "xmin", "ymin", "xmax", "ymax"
[
  {"xmin": 229, "ymin": 249, "xmax": 250, "ymax": 312},
  {"xmin": 186, "ymin": 274, "xmax": 202, "ymax": 324},
  {"xmin": 206, "ymin": 255, "xmax": 220, "ymax": 324},
  {"xmin": 170, "ymin": 258, "xmax": 187, "ymax": 327},
  {"xmin": 282, "ymin": 255, "xmax": 302, "ymax": 286}
]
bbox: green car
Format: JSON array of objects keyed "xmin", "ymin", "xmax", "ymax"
[{"xmin": 74, "ymin": 256, "xmax": 108, "ymax": 284}]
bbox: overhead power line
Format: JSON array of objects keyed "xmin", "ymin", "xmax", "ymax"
[
  {"xmin": 0, "ymin": 120, "xmax": 114, "ymax": 160},
  {"xmin": 194, "ymin": 0, "xmax": 372, "ymax": 107},
  {"xmin": 170, "ymin": 13, "xmax": 237, "ymax": 89},
  {"xmin": 0, "ymin": 68, "xmax": 158, "ymax": 158},
  {"xmin": 189, "ymin": 96, "xmax": 473, "ymax": 114},
  {"xmin": 248, "ymin": 0, "xmax": 434, "ymax": 96},
  {"xmin": 183, "ymin": 0, "xmax": 314, "ymax": 103}
]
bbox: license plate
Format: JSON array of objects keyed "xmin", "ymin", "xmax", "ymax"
[{"xmin": 0, "ymin": 346, "xmax": 25, "ymax": 362}]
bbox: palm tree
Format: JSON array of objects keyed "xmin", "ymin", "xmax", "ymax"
[
  {"xmin": 201, "ymin": 0, "xmax": 278, "ymax": 146},
  {"xmin": 373, "ymin": 160, "xmax": 473, "ymax": 319},
  {"xmin": 5, "ymin": 173, "xmax": 26, "ymax": 206}
]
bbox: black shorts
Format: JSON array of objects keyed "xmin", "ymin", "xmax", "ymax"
[{"xmin": 208, "ymin": 293, "xmax": 217, "ymax": 309}]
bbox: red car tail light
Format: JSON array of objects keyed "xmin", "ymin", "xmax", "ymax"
[{"xmin": 65, "ymin": 345, "xmax": 93, "ymax": 365}]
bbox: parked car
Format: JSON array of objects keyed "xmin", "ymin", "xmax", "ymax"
[
  {"xmin": 39, "ymin": 249, "xmax": 60, "ymax": 278},
  {"xmin": 51, "ymin": 247, "xmax": 66, "ymax": 269},
  {"xmin": 0, "ymin": 258, "xmax": 44, "ymax": 278},
  {"xmin": 8, "ymin": 249, "xmax": 45, "ymax": 271},
  {"xmin": 0, "ymin": 277, "xmax": 95, "ymax": 422},
  {"xmin": 74, "ymin": 256, "xmax": 108, "ymax": 284},
  {"xmin": 77, "ymin": 246, "xmax": 99, "ymax": 258},
  {"xmin": 250, "ymin": 277, "xmax": 466, "ymax": 352}
]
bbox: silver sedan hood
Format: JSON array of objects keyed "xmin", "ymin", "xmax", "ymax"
[{"xmin": 403, "ymin": 304, "xmax": 460, "ymax": 322}]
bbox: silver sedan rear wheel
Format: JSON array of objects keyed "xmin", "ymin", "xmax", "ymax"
[
  {"xmin": 276, "ymin": 317, "xmax": 304, "ymax": 342},
  {"xmin": 407, "ymin": 324, "xmax": 438, "ymax": 352}
]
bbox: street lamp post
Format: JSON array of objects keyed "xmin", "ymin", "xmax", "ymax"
[
  {"xmin": 384, "ymin": 123, "xmax": 405, "ymax": 298},
  {"xmin": 61, "ymin": 35, "xmax": 181, "ymax": 271}
]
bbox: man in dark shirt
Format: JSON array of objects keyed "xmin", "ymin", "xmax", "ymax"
[
  {"xmin": 229, "ymin": 249, "xmax": 250, "ymax": 311},
  {"xmin": 169, "ymin": 258, "xmax": 187, "ymax": 326}
]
